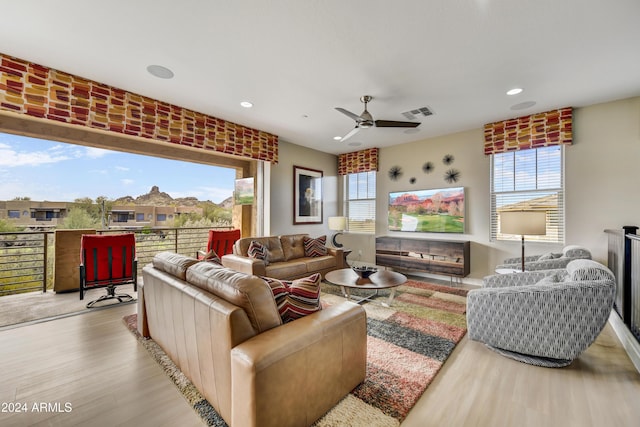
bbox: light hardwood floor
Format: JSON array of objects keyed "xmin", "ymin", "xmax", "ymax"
[{"xmin": 1, "ymin": 304, "xmax": 640, "ymax": 427}]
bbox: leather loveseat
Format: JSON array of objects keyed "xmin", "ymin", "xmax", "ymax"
[
  {"xmin": 138, "ymin": 252, "xmax": 366, "ymax": 427},
  {"xmin": 221, "ymin": 234, "xmax": 344, "ymax": 280}
]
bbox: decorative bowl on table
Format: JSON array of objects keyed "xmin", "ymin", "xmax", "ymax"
[{"xmin": 352, "ymin": 266, "xmax": 377, "ymax": 279}]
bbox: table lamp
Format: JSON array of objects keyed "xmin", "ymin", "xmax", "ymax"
[
  {"xmin": 500, "ymin": 210, "xmax": 547, "ymax": 272},
  {"xmin": 328, "ymin": 216, "xmax": 347, "ymax": 248}
]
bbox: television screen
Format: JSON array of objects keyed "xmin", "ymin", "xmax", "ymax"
[{"xmin": 388, "ymin": 187, "xmax": 465, "ymax": 233}]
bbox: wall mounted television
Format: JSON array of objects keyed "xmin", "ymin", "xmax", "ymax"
[{"xmin": 388, "ymin": 187, "xmax": 465, "ymax": 233}]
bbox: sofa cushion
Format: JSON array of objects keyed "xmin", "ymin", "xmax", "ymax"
[
  {"xmin": 236, "ymin": 236, "xmax": 285, "ymax": 262},
  {"xmin": 153, "ymin": 252, "xmax": 199, "ymax": 281},
  {"xmin": 248, "ymin": 240, "xmax": 269, "ymax": 265},
  {"xmin": 304, "ymin": 235, "xmax": 328, "ymax": 257},
  {"xmin": 281, "ymin": 234, "xmax": 307, "ymax": 261},
  {"xmin": 265, "ymin": 260, "xmax": 308, "ymax": 279},
  {"xmin": 263, "ymin": 273, "xmax": 322, "ymax": 323},
  {"xmin": 305, "ymin": 255, "xmax": 336, "ymax": 272},
  {"xmin": 186, "ymin": 261, "xmax": 282, "ymax": 333}
]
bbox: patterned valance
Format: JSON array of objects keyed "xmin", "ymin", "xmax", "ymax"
[
  {"xmin": 0, "ymin": 53, "xmax": 278, "ymax": 163},
  {"xmin": 484, "ymin": 107, "xmax": 572, "ymax": 155},
  {"xmin": 338, "ymin": 147, "xmax": 379, "ymax": 175}
]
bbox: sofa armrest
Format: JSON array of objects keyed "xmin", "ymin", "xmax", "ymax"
[
  {"xmin": 326, "ymin": 247, "xmax": 345, "ymax": 268},
  {"xmin": 221, "ymin": 253, "xmax": 267, "ymax": 276},
  {"xmin": 230, "ymin": 302, "xmax": 367, "ymax": 427}
]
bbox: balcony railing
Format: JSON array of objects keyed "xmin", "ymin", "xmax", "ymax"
[{"xmin": 0, "ymin": 226, "xmax": 230, "ymax": 297}]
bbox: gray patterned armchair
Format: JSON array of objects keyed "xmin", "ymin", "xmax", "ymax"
[
  {"xmin": 495, "ymin": 244, "xmax": 591, "ymax": 272},
  {"xmin": 467, "ymin": 259, "xmax": 616, "ymax": 367}
]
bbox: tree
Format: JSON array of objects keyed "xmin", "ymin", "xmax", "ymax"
[
  {"xmin": 60, "ymin": 207, "xmax": 101, "ymax": 229},
  {"xmin": 0, "ymin": 218, "xmax": 18, "ymax": 232}
]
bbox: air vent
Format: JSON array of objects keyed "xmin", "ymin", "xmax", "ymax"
[{"xmin": 402, "ymin": 106, "xmax": 434, "ymax": 120}]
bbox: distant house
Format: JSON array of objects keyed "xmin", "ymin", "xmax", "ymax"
[
  {"xmin": 0, "ymin": 200, "xmax": 69, "ymax": 229},
  {"xmin": 108, "ymin": 205, "xmax": 203, "ymax": 228},
  {"xmin": 0, "ymin": 200, "xmax": 203, "ymax": 230}
]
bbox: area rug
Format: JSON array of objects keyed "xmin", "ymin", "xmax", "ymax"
[{"xmin": 123, "ymin": 280, "xmax": 468, "ymax": 426}]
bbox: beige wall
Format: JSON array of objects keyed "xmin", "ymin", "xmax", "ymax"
[
  {"xmin": 269, "ymin": 140, "xmax": 341, "ymax": 237},
  {"xmin": 276, "ymin": 96, "xmax": 640, "ymax": 284}
]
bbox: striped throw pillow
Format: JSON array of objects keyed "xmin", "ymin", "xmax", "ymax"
[
  {"xmin": 264, "ymin": 273, "xmax": 322, "ymax": 323},
  {"xmin": 248, "ymin": 240, "xmax": 269, "ymax": 265},
  {"xmin": 201, "ymin": 249, "xmax": 221, "ymax": 264},
  {"xmin": 303, "ymin": 235, "xmax": 327, "ymax": 257}
]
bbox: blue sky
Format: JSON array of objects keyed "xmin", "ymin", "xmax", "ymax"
[{"xmin": 0, "ymin": 133, "xmax": 235, "ymax": 204}]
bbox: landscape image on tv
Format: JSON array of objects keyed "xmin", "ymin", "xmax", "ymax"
[{"xmin": 388, "ymin": 187, "xmax": 465, "ymax": 233}]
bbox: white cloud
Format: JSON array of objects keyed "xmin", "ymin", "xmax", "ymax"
[
  {"xmin": 84, "ymin": 147, "xmax": 110, "ymax": 159},
  {"xmin": 121, "ymin": 179, "xmax": 134, "ymax": 186},
  {"xmin": 115, "ymin": 166, "xmax": 130, "ymax": 172},
  {"xmin": 0, "ymin": 144, "xmax": 71, "ymax": 167}
]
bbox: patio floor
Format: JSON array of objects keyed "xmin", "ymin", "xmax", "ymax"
[{"xmin": 0, "ymin": 283, "xmax": 138, "ymax": 330}]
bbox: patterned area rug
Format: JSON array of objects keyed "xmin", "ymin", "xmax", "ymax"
[{"xmin": 123, "ymin": 279, "xmax": 468, "ymax": 426}]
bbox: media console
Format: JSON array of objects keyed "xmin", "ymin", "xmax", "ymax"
[{"xmin": 375, "ymin": 236, "xmax": 470, "ymax": 278}]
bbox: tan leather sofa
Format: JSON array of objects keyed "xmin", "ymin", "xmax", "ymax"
[
  {"xmin": 221, "ymin": 234, "xmax": 344, "ymax": 279},
  {"xmin": 139, "ymin": 252, "xmax": 366, "ymax": 427}
]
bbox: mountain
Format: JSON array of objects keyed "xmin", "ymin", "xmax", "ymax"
[{"xmin": 114, "ymin": 186, "xmax": 224, "ymax": 208}]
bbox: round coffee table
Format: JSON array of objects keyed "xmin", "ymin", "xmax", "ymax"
[{"xmin": 324, "ymin": 268, "xmax": 407, "ymax": 307}]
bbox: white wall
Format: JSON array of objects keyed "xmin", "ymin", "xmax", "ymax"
[
  {"xmin": 271, "ymin": 96, "xmax": 640, "ymax": 283},
  {"xmin": 566, "ymin": 97, "xmax": 640, "ymax": 262},
  {"xmin": 269, "ymin": 140, "xmax": 341, "ymax": 237}
]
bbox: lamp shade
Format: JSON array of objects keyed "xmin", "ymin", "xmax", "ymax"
[
  {"xmin": 500, "ymin": 211, "xmax": 547, "ymax": 236},
  {"xmin": 328, "ymin": 216, "xmax": 347, "ymax": 231}
]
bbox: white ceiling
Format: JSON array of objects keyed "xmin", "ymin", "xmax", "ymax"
[{"xmin": 1, "ymin": 0, "xmax": 639, "ymax": 155}]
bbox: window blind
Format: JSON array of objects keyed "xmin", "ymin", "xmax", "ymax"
[{"xmin": 490, "ymin": 145, "xmax": 564, "ymax": 243}]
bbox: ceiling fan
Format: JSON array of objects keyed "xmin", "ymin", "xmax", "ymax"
[{"xmin": 335, "ymin": 95, "xmax": 420, "ymax": 142}]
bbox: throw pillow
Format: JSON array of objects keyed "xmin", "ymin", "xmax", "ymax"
[
  {"xmin": 263, "ymin": 273, "xmax": 322, "ymax": 323},
  {"xmin": 303, "ymin": 235, "xmax": 327, "ymax": 257},
  {"xmin": 201, "ymin": 249, "xmax": 221, "ymax": 264},
  {"xmin": 248, "ymin": 240, "xmax": 269, "ymax": 265}
]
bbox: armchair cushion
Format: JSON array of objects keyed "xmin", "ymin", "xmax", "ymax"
[
  {"xmin": 537, "ymin": 252, "xmax": 561, "ymax": 261},
  {"xmin": 303, "ymin": 235, "xmax": 328, "ymax": 257},
  {"xmin": 263, "ymin": 273, "xmax": 322, "ymax": 323}
]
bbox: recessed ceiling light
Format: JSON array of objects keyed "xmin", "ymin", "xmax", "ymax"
[
  {"xmin": 240, "ymin": 101, "xmax": 253, "ymax": 108},
  {"xmin": 333, "ymin": 136, "xmax": 342, "ymax": 141},
  {"xmin": 506, "ymin": 88, "xmax": 523, "ymax": 96},
  {"xmin": 146, "ymin": 64, "xmax": 174, "ymax": 79}
]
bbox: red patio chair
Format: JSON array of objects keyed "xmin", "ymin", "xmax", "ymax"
[
  {"xmin": 197, "ymin": 229, "xmax": 241, "ymax": 260},
  {"xmin": 79, "ymin": 233, "xmax": 137, "ymax": 308}
]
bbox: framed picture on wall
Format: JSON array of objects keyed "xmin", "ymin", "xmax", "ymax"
[
  {"xmin": 234, "ymin": 177, "xmax": 255, "ymax": 205},
  {"xmin": 293, "ymin": 165, "xmax": 323, "ymax": 224}
]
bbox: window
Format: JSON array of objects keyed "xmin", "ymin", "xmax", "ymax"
[
  {"xmin": 8, "ymin": 210, "xmax": 20, "ymax": 219},
  {"xmin": 157, "ymin": 214, "xmax": 167, "ymax": 222},
  {"xmin": 490, "ymin": 145, "xmax": 564, "ymax": 243},
  {"xmin": 346, "ymin": 171, "xmax": 376, "ymax": 233},
  {"xmin": 136, "ymin": 213, "xmax": 145, "ymax": 222}
]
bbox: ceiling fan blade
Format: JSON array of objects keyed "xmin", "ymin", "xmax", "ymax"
[
  {"xmin": 335, "ymin": 107, "xmax": 364, "ymax": 123},
  {"xmin": 340, "ymin": 127, "xmax": 361, "ymax": 142},
  {"xmin": 374, "ymin": 120, "xmax": 421, "ymax": 128}
]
